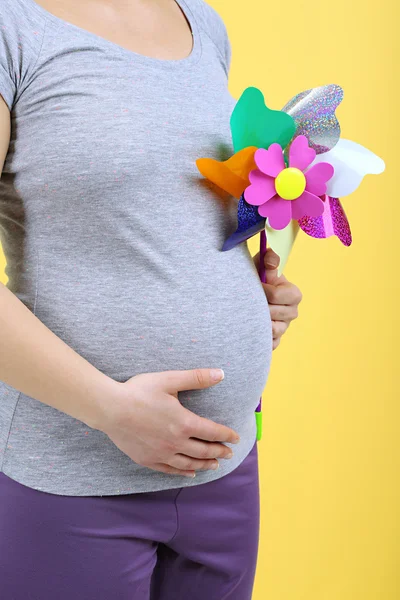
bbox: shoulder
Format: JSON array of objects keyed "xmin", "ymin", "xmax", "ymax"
[
  {"xmin": 0, "ymin": 0, "xmax": 47, "ymax": 29},
  {"xmin": 0, "ymin": 0, "xmax": 48, "ymax": 54},
  {"xmin": 183, "ymin": 0, "xmax": 232, "ymax": 75},
  {"xmin": 0, "ymin": 0, "xmax": 47, "ymax": 109}
]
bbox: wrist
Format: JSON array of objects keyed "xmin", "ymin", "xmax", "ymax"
[{"xmin": 83, "ymin": 373, "xmax": 127, "ymax": 433}]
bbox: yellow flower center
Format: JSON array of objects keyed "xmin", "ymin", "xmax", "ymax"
[{"xmin": 275, "ymin": 167, "xmax": 306, "ymax": 200}]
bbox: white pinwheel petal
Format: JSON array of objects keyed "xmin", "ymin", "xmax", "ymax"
[{"xmin": 310, "ymin": 139, "xmax": 385, "ymax": 198}]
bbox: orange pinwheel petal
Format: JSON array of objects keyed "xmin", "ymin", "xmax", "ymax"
[{"xmin": 196, "ymin": 146, "xmax": 258, "ymax": 198}]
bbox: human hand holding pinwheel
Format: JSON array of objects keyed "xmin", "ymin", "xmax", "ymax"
[
  {"xmin": 196, "ymin": 84, "xmax": 386, "ymax": 441},
  {"xmin": 252, "ymin": 247, "xmax": 303, "ymax": 351}
]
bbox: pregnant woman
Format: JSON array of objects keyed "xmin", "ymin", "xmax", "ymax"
[{"xmin": 0, "ymin": 1, "xmax": 302, "ymax": 598}]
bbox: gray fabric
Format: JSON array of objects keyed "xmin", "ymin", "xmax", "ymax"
[{"xmin": 0, "ymin": 0, "xmax": 272, "ymax": 496}]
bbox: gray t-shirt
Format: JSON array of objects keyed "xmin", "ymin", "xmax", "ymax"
[{"xmin": 0, "ymin": 0, "xmax": 272, "ymax": 496}]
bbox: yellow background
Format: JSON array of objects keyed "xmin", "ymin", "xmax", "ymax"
[
  {"xmin": 208, "ymin": 0, "xmax": 399, "ymax": 598},
  {"xmin": 0, "ymin": 1, "xmax": 398, "ymax": 598}
]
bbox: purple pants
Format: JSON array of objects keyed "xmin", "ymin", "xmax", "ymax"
[{"xmin": 0, "ymin": 441, "xmax": 260, "ymax": 600}]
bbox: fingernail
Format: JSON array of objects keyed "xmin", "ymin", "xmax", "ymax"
[
  {"xmin": 187, "ymin": 472, "xmax": 196, "ymax": 478},
  {"xmin": 226, "ymin": 452, "xmax": 233, "ymax": 459},
  {"xmin": 232, "ymin": 437, "xmax": 240, "ymax": 444},
  {"xmin": 210, "ymin": 461, "xmax": 219, "ymax": 470},
  {"xmin": 211, "ymin": 369, "xmax": 224, "ymax": 381}
]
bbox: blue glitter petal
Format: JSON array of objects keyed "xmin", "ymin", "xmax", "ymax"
[{"xmin": 222, "ymin": 194, "xmax": 266, "ymax": 251}]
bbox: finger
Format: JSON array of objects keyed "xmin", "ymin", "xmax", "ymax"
[
  {"xmin": 262, "ymin": 282, "xmax": 303, "ymax": 306},
  {"xmin": 269, "ymin": 304, "xmax": 299, "ymax": 322},
  {"xmin": 188, "ymin": 413, "xmax": 240, "ymax": 444},
  {"xmin": 264, "ymin": 254, "xmax": 285, "ymax": 286},
  {"xmin": 253, "ymin": 249, "xmax": 280, "ymax": 273},
  {"xmin": 160, "ymin": 368, "xmax": 225, "ymax": 395},
  {"xmin": 182, "ymin": 439, "xmax": 233, "ymax": 460},
  {"xmin": 272, "ymin": 320, "xmax": 288, "ymax": 339},
  {"xmin": 264, "ymin": 247, "xmax": 280, "ymax": 269},
  {"xmin": 264, "ymin": 267, "xmax": 281, "ymax": 286},
  {"xmin": 150, "ymin": 463, "xmax": 196, "ymax": 478},
  {"xmin": 168, "ymin": 454, "xmax": 220, "ymax": 472},
  {"xmin": 272, "ymin": 337, "xmax": 281, "ymax": 350}
]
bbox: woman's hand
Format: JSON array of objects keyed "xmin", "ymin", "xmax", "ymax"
[
  {"xmin": 97, "ymin": 368, "xmax": 240, "ymax": 478},
  {"xmin": 253, "ymin": 248, "xmax": 303, "ymax": 350}
]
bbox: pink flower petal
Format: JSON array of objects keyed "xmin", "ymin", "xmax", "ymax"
[
  {"xmin": 258, "ymin": 195, "xmax": 292, "ymax": 230},
  {"xmin": 254, "ymin": 144, "xmax": 285, "ymax": 178},
  {"xmin": 244, "ymin": 170, "xmax": 276, "ymax": 206},
  {"xmin": 291, "ymin": 191, "xmax": 325, "ymax": 220},
  {"xmin": 289, "ymin": 135, "xmax": 316, "ymax": 171},
  {"xmin": 305, "ymin": 162, "xmax": 335, "ymax": 196}
]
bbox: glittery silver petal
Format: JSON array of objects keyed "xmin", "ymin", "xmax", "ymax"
[{"xmin": 281, "ymin": 84, "xmax": 344, "ymax": 154}]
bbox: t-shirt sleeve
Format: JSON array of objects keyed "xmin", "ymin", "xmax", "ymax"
[
  {"xmin": 0, "ymin": 17, "xmax": 16, "ymax": 111},
  {"xmin": 188, "ymin": 0, "xmax": 232, "ymax": 77},
  {"xmin": 0, "ymin": 0, "xmax": 46, "ymax": 111}
]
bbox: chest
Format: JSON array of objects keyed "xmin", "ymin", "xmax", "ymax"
[
  {"xmin": 16, "ymin": 61, "xmax": 235, "ymax": 179},
  {"xmin": 28, "ymin": 0, "xmax": 195, "ymax": 60},
  {"xmin": 10, "ymin": 41, "xmax": 236, "ymax": 215}
]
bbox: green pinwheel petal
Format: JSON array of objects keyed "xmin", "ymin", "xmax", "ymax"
[{"xmin": 230, "ymin": 87, "xmax": 296, "ymax": 153}]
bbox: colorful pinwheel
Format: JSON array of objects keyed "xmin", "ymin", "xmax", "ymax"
[{"xmin": 196, "ymin": 84, "xmax": 385, "ymax": 441}]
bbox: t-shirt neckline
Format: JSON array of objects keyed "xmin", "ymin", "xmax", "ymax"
[{"xmin": 24, "ymin": 0, "xmax": 202, "ymax": 70}]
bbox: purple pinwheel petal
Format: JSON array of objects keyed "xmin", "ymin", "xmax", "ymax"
[
  {"xmin": 329, "ymin": 197, "xmax": 352, "ymax": 245},
  {"xmin": 289, "ymin": 135, "xmax": 316, "ymax": 171},
  {"xmin": 291, "ymin": 191, "xmax": 325, "ymax": 220},
  {"xmin": 222, "ymin": 194, "xmax": 266, "ymax": 251},
  {"xmin": 254, "ymin": 144, "xmax": 285, "ymax": 178},
  {"xmin": 244, "ymin": 170, "xmax": 276, "ymax": 206},
  {"xmin": 298, "ymin": 196, "xmax": 352, "ymax": 246},
  {"xmin": 258, "ymin": 196, "xmax": 292, "ymax": 230},
  {"xmin": 305, "ymin": 162, "xmax": 335, "ymax": 196}
]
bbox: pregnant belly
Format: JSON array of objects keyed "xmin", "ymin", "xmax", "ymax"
[{"xmin": 34, "ymin": 247, "xmax": 273, "ymax": 426}]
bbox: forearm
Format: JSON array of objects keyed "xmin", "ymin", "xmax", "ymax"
[{"xmin": 0, "ymin": 281, "xmax": 120, "ymax": 431}]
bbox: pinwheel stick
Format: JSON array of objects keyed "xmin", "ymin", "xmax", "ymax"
[
  {"xmin": 255, "ymin": 229, "xmax": 267, "ymax": 440},
  {"xmin": 258, "ymin": 229, "xmax": 267, "ymax": 284}
]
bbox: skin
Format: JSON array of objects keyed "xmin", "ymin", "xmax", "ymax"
[
  {"xmin": 30, "ymin": 0, "xmax": 195, "ymax": 60},
  {"xmin": 252, "ymin": 249, "xmax": 303, "ymax": 350}
]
